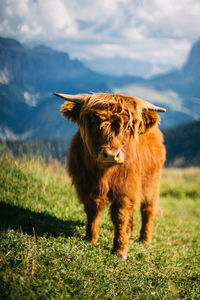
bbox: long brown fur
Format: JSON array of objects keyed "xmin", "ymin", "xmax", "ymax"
[{"xmin": 61, "ymin": 93, "xmax": 166, "ymax": 258}]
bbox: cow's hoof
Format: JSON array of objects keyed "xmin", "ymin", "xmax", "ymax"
[
  {"xmin": 91, "ymin": 237, "xmax": 98, "ymax": 245},
  {"xmin": 139, "ymin": 238, "xmax": 151, "ymax": 244},
  {"xmin": 85, "ymin": 234, "xmax": 98, "ymax": 245},
  {"xmin": 113, "ymin": 250, "xmax": 128, "ymax": 260},
  {"xmin": 116, "ymin": 253, "xmax": 127, "ymax": 260}
]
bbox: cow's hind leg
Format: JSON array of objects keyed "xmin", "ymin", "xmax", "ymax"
[
  {"xmin": 140, "ymin": 171, "xmax": 161, "ymax": 244},
  {"xmin": 110, "ymin": 199, "xmax": 134, "ymax": 259},
  {"xmin": 139, "ymin": 202, "xmax": 156, "ymax": 244},
  {"xmin": 84, "ymin": 200, "xmax": 103, "ymax": 244}
]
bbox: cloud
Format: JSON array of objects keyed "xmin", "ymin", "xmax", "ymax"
[
  {"xmin": 113, "ymin": 83, "xmax": 200, "ymax": 119},
  {"xmin": 24, "ymin": 91, "xmax": 39, "ymax": 106},
  {"xmin": 0, "ymin": 67, "xmax": 11, "ymax": 84},
  {"xmin": 0, "ymin": 0, "xmax": 200, "ymax": 75},
  {"xmin": 113, "ymin": 83, "xmax": 184, "ymax": 110},
  {"xmin": 0, "ymin": 0, "xmax": 78, "ymax": 40}
]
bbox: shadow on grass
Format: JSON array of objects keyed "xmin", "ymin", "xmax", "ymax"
[{"xmin": 0, "ymin": 201, "xmax": 84, "ymax": 238}]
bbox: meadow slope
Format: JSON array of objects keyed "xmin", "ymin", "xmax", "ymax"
[{"xmin": 0, "ymin": 155, "xmax": 200, "ymax": 299}]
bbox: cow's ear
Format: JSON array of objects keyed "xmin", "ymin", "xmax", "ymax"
[
  {"xmin": 53, "ymin": 92, "xmax": 86, "ymax": 123},
  {"xmin": 138, "ymin": 110, "xmax": 160, "ymax": 134},
  {"xmin": 61, "ymin": 101, "xmax": 83, "ymax": 123}
]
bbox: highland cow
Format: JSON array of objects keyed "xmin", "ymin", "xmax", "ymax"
[{"xmin": 54, "ymin": 92, "xmax": 166, "ymax": 259}]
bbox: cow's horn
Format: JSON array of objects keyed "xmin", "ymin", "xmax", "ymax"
[
  {"xmin": 142, "ymin": 102, "xmax": 166, "ymax": 112},
  {"xmin": 53, "ymin": 93, "xmax": 85, "ymax": 104}
]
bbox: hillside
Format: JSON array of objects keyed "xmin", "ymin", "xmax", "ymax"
[
  {"xmin": 0, "ymin": 155, "xmax": 200, "ymax": 299},
  {"xmin": 164, "ymin": 120, "xmax": 200, "ymax": 167}
]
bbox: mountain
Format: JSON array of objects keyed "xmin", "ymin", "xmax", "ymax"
[
  {"xmin": 0, "ymin": 36, "xmax": 199, "ymax": 140},
  {"xmin": 149, "ymin": 39, "xmax": 200, "ymax": 98},
  {"xmin": 0, "ymin": 37, "xmax": 141, "ymax": 139},
  {"xmin": 0, "ymin": 37, "xmax": 106, "ymax": 139},
  {"xmin": 113, "ymin": 39, "xmax": 200, "ymax": 128},
  {"xmin": 0, "ymin": 37, "xmax": 110, "ymax": 94},
  {"xmin": 148, "ymin": 39, "xmax": 200, "ymax": 120}
]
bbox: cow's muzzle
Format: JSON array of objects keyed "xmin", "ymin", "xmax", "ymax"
[{"xmin": 97, "ymin": 148, "xmax": 124, "ymax": 166}]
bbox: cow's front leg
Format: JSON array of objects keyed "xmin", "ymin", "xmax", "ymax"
[
  {"xmin": 110, "ymin": 199, "xmax": 133, "ymax": 259},
  {"xmin": 84, "ymin": 199, "xmax": 103, "ymax": 244}
]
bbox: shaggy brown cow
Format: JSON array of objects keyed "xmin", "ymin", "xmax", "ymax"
[{"xmin": 54, "ymin": 92, "xmax": 166, "ymax": 259}]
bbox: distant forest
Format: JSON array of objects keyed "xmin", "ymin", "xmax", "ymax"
[
  {"xmin": 164, "ymin": 120, "xmax": 200, "ymax": 167},
  {"xmin": 0, "ymin": 138, "xmax": 70, "ymax": 164}
]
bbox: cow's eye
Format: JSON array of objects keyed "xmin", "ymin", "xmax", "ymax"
[
  {"xmin": 112, "ymin": 122, "xmax": 120, "ymax": 135},
  {"xmin": 88, "ymin": 116, "xmax": 100, "ymax": 129}
]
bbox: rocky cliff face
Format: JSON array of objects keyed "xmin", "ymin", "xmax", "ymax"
[
  {"xmin": 0, "ymin": 37, "xmax": 110, "ymax": 138},
  {"xmin": 0, "ymin": 37, "xmax": 108, "ymax": 96}
]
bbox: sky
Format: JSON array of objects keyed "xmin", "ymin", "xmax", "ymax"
[{"xmin": 0, "ymin": 0, "xmax": 200, "ymax": 77}]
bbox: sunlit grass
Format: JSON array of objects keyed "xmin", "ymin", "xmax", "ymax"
[
  {"xmin": 0, "ymin": 155, "xmax": 199, "ymax": 299},
  {"xmin": 160, "ymin": 167, "xmax": 200, "ymax": 200}
]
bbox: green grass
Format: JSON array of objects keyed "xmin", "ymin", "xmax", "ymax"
[{"xmin": 0, "ymin": 155, "xmax": 200, "ymax": 299}]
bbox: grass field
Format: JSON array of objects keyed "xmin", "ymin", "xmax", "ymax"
[{"xmin": 0, "ymin": 155, "xmax": 200, "ymax": 299}]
